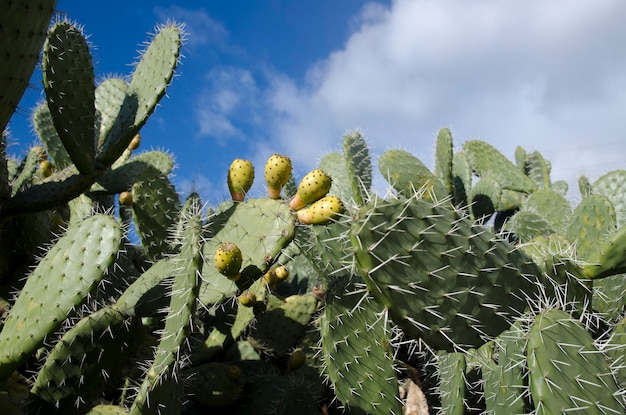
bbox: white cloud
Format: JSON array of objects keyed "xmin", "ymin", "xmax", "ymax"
[
  {"xmin": 188, "ymin": 0, "xmax": 626, "ymax": 196},
  {"xmin": 195, "ymin": 67, "xmax": 261, "ymax": 144},
  {"xmin": 258, "ymin": 0, "xmax": 626, "ymax": 193}
]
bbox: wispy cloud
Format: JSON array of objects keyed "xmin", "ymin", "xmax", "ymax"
[
  {"xmin": 153, "ymin": 5, "xmax": 228, "ymax": 48},
  {"xmin": 192, "ymin": 0, "xmax": 626, "ymax": 193}
]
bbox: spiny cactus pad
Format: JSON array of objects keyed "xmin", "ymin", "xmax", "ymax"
[
  {"xmin": 320, "ymin": 276, "xmax": 402, "ymax": 414},
  {"xmin": 527, "ymin": 308, "xmax": 622, "ymax": 414},
  {"xmin": 42, "ymin": 20, "xmax": 96, "ymax": 175},
  {"xmin": 0, "ymin": 214, "xmax": 122, "ymax": 379},
  {"xmin": 351, "ymin": 195, "xmax": 541, "ymax": 350}
]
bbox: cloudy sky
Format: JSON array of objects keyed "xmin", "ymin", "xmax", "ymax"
[{"xmin": 8, "ymin": 0, "xmax": 626, "ymax": 205}]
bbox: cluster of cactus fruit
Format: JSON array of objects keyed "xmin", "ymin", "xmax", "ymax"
[{"xmin": 3, "ymin": 2, "xmax": 626, "ymax": 415}]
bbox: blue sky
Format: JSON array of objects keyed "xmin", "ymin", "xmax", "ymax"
[{"xmin": 8, "ymin": 0, "xmax": 626, "ymax": 205}]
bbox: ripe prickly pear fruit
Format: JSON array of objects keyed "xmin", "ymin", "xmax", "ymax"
[
  {"xmin": 128, "ymin": 133, "xmax": 141, "ymax": 150},
  {"xmin": 119, "ymin": 191, "xmax": 133, "ymax": 206},
  {"xmin": 238, "ymin": 289, "xmax": 257, "ymax": 307},
  {"xmin": 39, "ymin": 160, "xmax": 53, "ymax": 178},
  {"xmin": 214, "ymin": 242, "xmax": 243, "ymax": 281},
  {"xmin": 289, "ymin": 169, "xmax": 332, "ymax": 210},
  {"xmin": 264, "ymin": 153, "xmax": 292, "ymax": 199},
  {"xmin": 228, "ymin": 159, "xmax": 255, "ymax": 202},
  {"xmin": 297, "ymin": 195, "xmax": 344, "ymax": 225}
]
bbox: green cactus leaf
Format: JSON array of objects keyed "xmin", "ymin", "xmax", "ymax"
[
  {"xmin": 248, "ymin": 293, "xmax": 318, "ymax": 356},
  {"xmin": 131, "ymin": 166, "xmax": 181, "ymax": 260},
  {"xmin": 567, "ymin": 194, "xmax": 616, "ymax": 260},
  {"xmin": 524, "ymin": 188, "xmax": 572, "ymax": 233},
  {"xmin": 593, "ymin": 170, "xmax": 626, "ymax": 228},
  {"xmin": 0, "ymin": 214, "xmax": 122, "ymax": 379},
  {"xmin": 469, "ymin": 176, "xmax": 502, "ymax": 222},
  {"xmin": 92, "ymin": 151, "xmax": 174, "ymax": 194},
  {"xmin": 379, "ymin": 149, "xmax": 447, "ymax": 200},
  {"xmin": 0, "ymin": 0, "xmax": 57, "ymax": 134},
  {"xmin": 320, "ymin": 276, "xmax": 402, "ymax": 415},
  {"xmin": 130, "ymin": 209, "xmax": 203, "ymax": 415},
  {"xmin": 31, "ymin": 307, "xmax": 141, "ymax": 411},
  {"xmin": 452, "ymin": 151, "xmax": 471, "ymax": 207},
  {"xmin": 319, "ymin": 152, "xmax": 352, "ymax": 204},
  {"xmin": 343, "ymin": 130, "xmax": 372, "ymax": 205},
  {"xmin": 435, "ymin": 127, "xmax": 454, "ymax": 196},
  {"xmin": 527, "ymin": 308, "xmax": 622, "ymax": 415},
  {"xmin": 437, "ymin": 352, "xmax": 466, "ymax": 415},
  {"xmin": 351, "ymin": 196, "xmax": 541, "ymax": 351},
  {"xmin": 42, "ymin": 21, "xmax": 96, "ymax": 175},
  {"xmin": 523, "ymin": 150, "xmax": 551, "ymax": 189},
  {"xmin": 583, "ymin": 225, "xmax": 626, "ymax": 279},
  {"xmin": 462, "ymin": 140, "xmax": 536, "ymax": 193},
  {"xmin": 199, "ymin": 198, "xmax": 295, "ymax": 306},
  {"xmin": 33, "ymin": 102, "xmax": 73, "ymax": 170}
]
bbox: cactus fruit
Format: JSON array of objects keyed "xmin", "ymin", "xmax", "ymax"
[
  {"xmin": 228, "ymin": 158, "xmax": 255, "ymax": 202},
  {"xmin": 289, "ymin": 169, "xmax": 332, "ymax": 210},
  {"xmin": 214, "ymin": 242, "xmax": 244, "ymax": 281},
  {"xmin": 39, "ymin": 160, "xmax": 53, "ymax": 178},
  {"xmin": 238, "ymin": 289, "xmax": 257, "ymax": 307},
  {"xmin": 296, "ymin": 195, "xmax": 345, "ymax": 225},
  {"xmin": 128, "ymin": 133, "xmax": 141, "ymax": 151},
  {"xmin": 264, "ymin": 153, "xmax": 293, "ymax": 199},
  {"xmin": 119, "ymin": 191, "xmax": 133, "ymax": 206}
]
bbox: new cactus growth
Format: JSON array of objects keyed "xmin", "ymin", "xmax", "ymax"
[
  {"xmin": 289, "ymin": 169, "xmax": 332, "ymax": 210},
  {"xmin": 214, "ymin": 242, "xmax": 244, "ymax": 280},
  {"xmin": 228, "ymin": 158, "xmax": 255, "ymax": 202},
  {"xmin": 264, "ymin": 153, "xmax": 293, "ymax": 199}
]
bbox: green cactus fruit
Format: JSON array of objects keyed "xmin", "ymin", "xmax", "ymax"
[
  {"xmin": 296, "ymin": 195, "xmax": 345, "ymax": 225},
  {"xmin": 214, "ymin": 242, "xmax": 243, "ymax": 280},
  {"xmin": 287, "ymin": 348, "xmax": 307, "ymax": 371},
  {"xmin": 38, "ymin": 160, "xmax": 53, "ymax": 178},
  {"xmin": 239, "ymin": 289, "xmax": 257, "ymax": 307},
  {"xmin": 527, "ymin": 308, "xmax": 622, "ymax": 414},
  {"xmin": 264, "ymin": 153, "xmax": 292, "ymax": 199},
  {"xmin": 289, "ymin": 169, "xmax": 332, "ymax": 210},
  {"xmin": 228, "ymin": 158, "xmax": 255, "ymax": 202}
]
